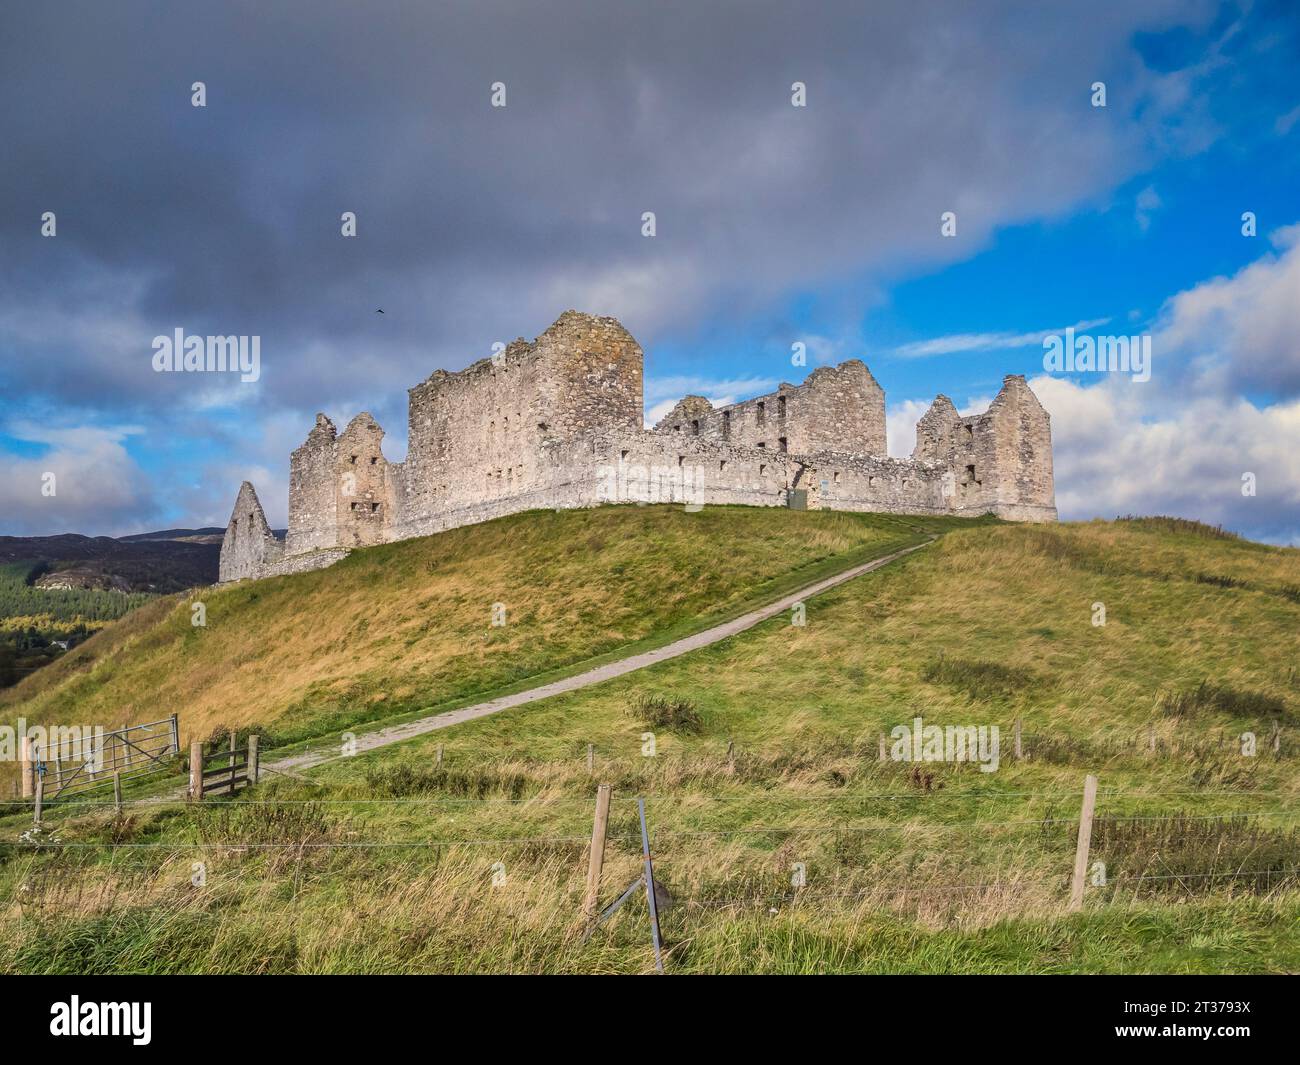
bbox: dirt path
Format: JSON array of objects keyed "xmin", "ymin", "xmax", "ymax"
[{"xmin": 264, "ymin": 537, "xmax": 933, "ymax": 777}]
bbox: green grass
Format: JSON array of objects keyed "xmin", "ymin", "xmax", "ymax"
[
  {"xmin": 1, "ymin": 509, "xmax": 1297, "ymax": 973},
  {"xmin": 2, "ymin": 505, "xmax": 941, "ymax": 765}
]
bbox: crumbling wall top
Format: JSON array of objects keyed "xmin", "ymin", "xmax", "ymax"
[{"xmin": 654, "ymin": 395, "xmax": 715, "ymax": 431}]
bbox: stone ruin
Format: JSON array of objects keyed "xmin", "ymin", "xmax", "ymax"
[{"xmin": 219, "ymin": 310, "xmax": 1056, "ymax": 582}]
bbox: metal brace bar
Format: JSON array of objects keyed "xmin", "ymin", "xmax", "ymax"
[{"xmin": 582, "ymin": 875, "xmax": 644, "ymax": 942}]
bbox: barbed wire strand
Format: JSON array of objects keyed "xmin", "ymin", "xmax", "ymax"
[
  {"xmin": 679, "ymin": 868, "xmax": 1300, "ymax": 910},
  {"xmin": 5, "ymin": 806, "xmax": 1299, "ymax": 849},
  {"xmin": 1, "ymin": 788, "xmax": 1295, "ymax": 809}
]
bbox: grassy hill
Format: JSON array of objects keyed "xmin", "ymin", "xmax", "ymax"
[
  {"xmin": 2, "ymin": 509, "xmax": 1297, "ymax": 974},
  {"xmin": 1, "ymin": 506, "xmax": 934, "ymax": 767}
]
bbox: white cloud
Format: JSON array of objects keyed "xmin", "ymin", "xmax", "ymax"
[
  {"xmin": 888, "ymin": 229, "xmax": 1300, "ymax": 543},
  {"xmin": 1152, "ymin": 223, "xmax": 1300, "ymax": 397},
  {"xmin": 1032, "ymin": 374, "xmax": 1300, "ymax": 544},
  {"xmin": 644, "ymin": 399, "xmax": 679, "ymax": 426},
  {"xmin": 886, "ymin": 223, "xmax": 1300, "ymax": 537},
  {"xmin": 0, "ymin": 1, "xmax": 1229, "ymax": 420},
  {"xmin": 644, "ymin": 375, "xmax": 780, "ymax": 405},
  {"xmin": 889, "ymin": 370, "xmax": 1300, "ymax": 544},
  {"xmin": 0, "ymin": 423, "xmax": 159, "ymax": 536},
  {"xmin": 1273, "ymin": 102, "xmax": 1300, "ymax": 136},
  {"xmin": 1135, "ymin": 184, "xmax": 1163, "ymax": 231},
  {"xmin": 803, "ymin": 335, "xmax": 854, "ymax": 366},
  {"xmin": 894, "ymin": 318, "xmax": 1112, "ymax": 358},
  {"xmin": 885, "ymin": 399, "xmax": 931, "ymax": 459}
]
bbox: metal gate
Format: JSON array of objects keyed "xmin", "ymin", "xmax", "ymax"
[{"xmin": 28, "ymin": 714, "xmax": 180, "ymax": 801}]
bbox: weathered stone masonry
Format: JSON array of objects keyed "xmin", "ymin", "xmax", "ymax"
[{"xmin": 219, "ymin": 310, "xmax": 1056, "ymax": 582}]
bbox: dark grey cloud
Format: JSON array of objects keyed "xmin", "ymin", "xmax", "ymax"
[
  {"xmin": 9, "ymin": 0, "xmax": 1265, "ymax": 538},
  {"xmin": 1, "ymin": 0, "xmax": 1210, "ymax": 419}
]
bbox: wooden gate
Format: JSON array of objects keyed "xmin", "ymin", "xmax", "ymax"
[{"xmin": 188, "ymin": 735, "xmax": 260, "ymax": 799}]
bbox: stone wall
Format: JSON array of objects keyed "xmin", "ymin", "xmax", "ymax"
[
  {"xmin": 393, "ymin": 310, "xmax": 643, "ymax": 541},
  {"xmin": 334, "ymin": 413, "xmax": 393, "ymax": 547},
  {"xmin": 653, "ymin": 359, "xmax": 887, "ymax": 458},
  {"xmin": 257, "ymin": 548, "xmax": 351, "ymax": 579},
  {"xmin": 218, "ymin": 310, "xmax": 1056, "ymax": 584},
  {"xmin": 986, "ymin": 375, "xmax": 1056, "ymax": 522},
  {"xmin": 286, "ymin": 414, "xmax": 341, "ymax": 555},
  {"xmin": 911, "ymin": 375, "xmax": 1056, "ymax": 521},
  {"xmin": 218, "ymin": 481, "xmax": 285, "ymax": 580},
  {"xmin": 380, "ymin": 431, "xmax": 796, "ymax": 543},
  {"xmin": 799, "ymin": 453, "xmax": 951, "ymax": 515}
]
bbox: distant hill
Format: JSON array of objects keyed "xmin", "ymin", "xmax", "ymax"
[
  {"xmin": 0, "ymin": 527, "xmax": 226, "ymax": 686},
  {"xmin": 118, "ymin": 527, "xmax": 226, "ymax": 545},
  {"xmin": 0, "ymin": 528, "xmax": 223, "ymax": 593}
]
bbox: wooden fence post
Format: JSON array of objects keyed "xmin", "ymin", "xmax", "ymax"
[
  {"xmin": 726, "ymin": 740, "xmax": 735, "ymax": 771},
  {"xmin": 1014, "ymin": 717, "xmax": 1023, "ymax": 760},
  {"xmin": 189, "ymin": 741, "xmax": 203, "ymax": 801},
  {"xmin": 878, "ymin": 733, "xmax": 886, "ymax": 762},
  {"xmin": 1068, "ymin": 774, "xmax": 1099, "ymax": 912},
  {"xmin": 436, "ymin": 744, "xmax": 444, "ymax": 768},
  {"xmin": 582, "ymin": 784, "xmax": 612, "ymax": 921},
  {"xmin": 248, "ymin": 735, "xmax": 259, "ymax": 784},
  {"xmin": 113, "ymin": 771, "xmax": 123, "ymax": 814},
  {"xmin": 1271, "ymin": 721, "xmax": 1281, "ymax": 755},
  {"xmin": 33, "ymin": 770, "xmax": 43, "ymax": 826},
  {"xmin": 20, "ymin": 736, "xmax": 32, "ymax": 800},
  {"xmin": 586, "ymin": 743, "xmax": 594, "ymax": 773}
]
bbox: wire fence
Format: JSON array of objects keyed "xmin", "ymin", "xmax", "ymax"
[
  {"xmin": 4, "ymin": 782, "xmax": 1297, "ymax": 960},
  {"xmin": 3, "ymin": 791, "xmax": 1296, "ymax": 870},
  {"xmin": 2, "ymin": 778, "xmax": 1297, "ymax": 812},
  {"xmin": 3, "ymin": 710, "xmax": 1297, "ymax": 950}
]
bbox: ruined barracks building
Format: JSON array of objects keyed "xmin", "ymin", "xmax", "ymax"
[{"xmin": 219, "ymin": 310, "xmax": 1057, "ymax": 582}]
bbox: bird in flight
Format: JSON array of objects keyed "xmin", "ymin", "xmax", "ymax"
[{"xmin": 375, "ymin": 308, "xmax": 385, "ymax": 314}]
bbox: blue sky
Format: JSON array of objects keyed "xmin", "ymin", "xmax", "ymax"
[{"xmin": 2, "ymin": 0, "xmax": 1299, "ymax": 543}]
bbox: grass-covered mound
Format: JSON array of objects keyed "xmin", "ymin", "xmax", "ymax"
[
  {"xmin": 0, "ymin": 506, "xmax": 936, "ymax": 764},
  {"xmin": 3, "ymin": 514, "xmax": 1296, "ymax": 973}
]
